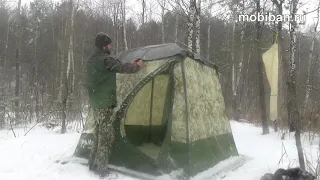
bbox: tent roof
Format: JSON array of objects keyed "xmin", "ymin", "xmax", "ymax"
[
  {"xmin": 115, "ymin": 43, "xmax": 188, "ymax": 63},
  {"xmin": 115, "ymin": 43, "xmax": 218, "ymax": 71}
]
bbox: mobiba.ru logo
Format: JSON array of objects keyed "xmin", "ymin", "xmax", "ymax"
[{"xmin": 238, "ymin": 12, "xmax": 306, "ymax": 23}]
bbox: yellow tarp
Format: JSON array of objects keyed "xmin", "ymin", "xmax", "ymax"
[{"xmin": 262, "ymin": 43, "xmax": 279, "ymax": 121}]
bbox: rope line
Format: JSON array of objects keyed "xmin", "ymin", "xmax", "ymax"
[{"xmin": 32, "ymin": 142, "xmax": 78, "ymax": 179}]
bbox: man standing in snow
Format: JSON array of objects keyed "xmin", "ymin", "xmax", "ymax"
[{"xmin": 86, "ymin": 32, "xmax": 144, "ymax": 177}]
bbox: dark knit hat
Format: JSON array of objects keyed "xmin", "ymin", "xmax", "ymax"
[{"xmin": 95, "ymin": 32, "xmax": 112, "ymax": 48}]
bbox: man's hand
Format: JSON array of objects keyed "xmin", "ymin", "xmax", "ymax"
[
  {"xmin": 136, "ymin": 60, "xmax": 144, "ymax": 67},
  {"xmin": 132, "ymin": 59, "xmax": 144, "ymax": 68}
]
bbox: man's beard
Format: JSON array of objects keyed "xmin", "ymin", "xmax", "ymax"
[{"xmin": 105, "ymin": 48, "xmax": 111, "ymax": 54}]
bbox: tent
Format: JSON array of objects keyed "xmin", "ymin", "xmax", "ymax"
[
  {"xmin": 262, "ymin": 42, "xmax": 279, "ymax": 121},
  {"xmin": 73, "ymin": 43, "xmax": 240, "ymax": 178}
]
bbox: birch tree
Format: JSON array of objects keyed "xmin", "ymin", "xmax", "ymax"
[
  {"xmin": 142, "ymin": 0, "xmax": 146, "ymax": 25},
  {"xmin": 287, "ymin": 0, "xmax": 305, "ymax": 170},
  {"xmin": 29, "ymin": 1, "xmax": 41, "ymax": 122},
  {"xmin": 195, "ymin": 0, "xmax": 200, "ymax": 54},
  {"xmin": 235, "ymin": 0, "xmax": 246, "ymax": 119},
  {"xmin": 272, "ymin": 0, "xmax": 286, "ymax": 132},
  {"xmin": 174, "ymin": 0, "xmax": 180, "ymax": 43},
  {"xmin": 206, "ymin": 3, "xmax": 214, "ymax": 60},
  {"xmin": 122, "ymin": 0, "xmax": 128, "ymax": 50},
  {"xmin": 228, "ymin": 0, "xmax": 241, "ymax": 121},
  {"xmin": 187, "ymin": 0, "xmax": 196, "ymax": 52},
  {"xmin": 255, "ymin": 0, "xmax": 269, "ymax": 134},
  {"xmin": 302, "ymin": 1, "xmax": 320, "ymax": 120},
  {"xmin": 0, "ymin": 0, "xmax": 9, "ymax": 128},
  {"xmin": 14, "ymin": 0, "xmax": 22, "ymax": 124},
  {"xmin": 59, "ymin": 0, "xmax": 75, "ymax": 134},
  {"xmin": 158, "ymin": 0, "xmax": 166, "ymax": 43}
]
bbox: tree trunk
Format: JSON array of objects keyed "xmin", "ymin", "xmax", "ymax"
[
  {"xmin": 161, "ymin": 0, "xmax": 166, "ymax": 43},
  {"xmin": 288, "ymin": 0, "xmax": 305, "ymax": 170},
  {"xmin": 236, "ymin": 1, "xmax": 246, "ymax": 119},
  {"xmin": 187, "ymin": 0, "xmax": 196, "ymax": 52},
  {"xmin": 34, "ymin": 22, "xmax": 40, "ymax": 123},
  {"xmin": 174, "ymin": 1, "xmax": 180, "ymax": 43},
  {"xmin": 302, "ymin": 1, "xmax": 319, "ymax": 119},
  {"xmin": 0, "ymin": 14, "xmax": 9, "ymax": 128},
  {"xmin": 272, "ymin": 0, "xmax": 284, "ymax": 132},
  {"xmin": 142, "ymin": 0, "xmax": 146, "ymax": 25},
  {"xmin": 14, "ymin": 0, "xmax": 22, "ymax": 124},
  {"xmin": 195, "ymin": 0, "xmax": 200, "ymax": 54},
  {"xmin": 256, "ymin": 0, "xmax": 269, "ymax": 134},
  {"xmin": 70, "ymin": 3, "xmax": 75, "ymax": 94},
  {"xmin": 231, "ymin": 18, "xmax": 237, "ymax": 121},
  {"xmin": 122, "ymin": 0, "xmax": 128, "ymax": 50},
  {"xmin": 61, "ymin": 0, "xmax": 75, "ymax": 134},
  {"xmin": 207, "ymin": 17, "xmax": 210, "ymax": 60}
]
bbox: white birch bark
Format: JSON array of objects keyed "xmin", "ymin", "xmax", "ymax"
[
  {"xmin": 174, "ymin": 0, "xmax": 180, "ymax": 43},
  {"xmin": 207, "ymin": 19, "xmax": 210, "ymax": 59},
  {"xmin": 161, "ymin": 0, "xmax": 166, "ymax": 43},
  {"xmin": 288, "ymin": 0, "xmax": 305, "ymax": 170},
  {"xmin": 195, "ymin": 0, "xmax": 200, "ymax": 54},
  {"xmin": 302, "ymin": 1, "xmax": 320, "ymax": 117},
  {"xmin": 122, "ymin": 0, "xmax": 128, "ymax": 50},
  {"xmin": 67, "ymin": 0, "xmax": 75, "ymax": 93},
  {"xmin": 231, "ymin": 21, "xmax": 236, "ymax": 97},
  {"xmin": 236, "ymin": 0, "xmax": 246, "ymax": 112},
  {"xmin": 187, "ymin": 0, "xmax": 196, "ymax": 52},
  {"xmin": 142, "ymin": 0, "xmax": 146, "ymax": 25}
]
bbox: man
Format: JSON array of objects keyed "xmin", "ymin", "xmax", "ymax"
[{"xmin": 86, "ymin": 32, "xmax": 144, "ymax": 177}]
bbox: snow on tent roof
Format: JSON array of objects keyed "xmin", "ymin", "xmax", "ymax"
[{"xmin": 115, "ymin": 43, "xmax": 188, "ymax": 63}]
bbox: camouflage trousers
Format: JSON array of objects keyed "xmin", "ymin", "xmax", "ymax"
[{"xmin": 88, "ymin": 108, "xmax": 115, "ymax": 173}]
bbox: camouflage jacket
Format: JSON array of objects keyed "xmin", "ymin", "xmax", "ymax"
[{"xmin": 86, "ymin": 47, "xmax": 140, "ymax": 109}]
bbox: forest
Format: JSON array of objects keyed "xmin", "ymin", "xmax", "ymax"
[{"xmin": 0, "ymin": 0, "xmax": 320, "ymax": 171}]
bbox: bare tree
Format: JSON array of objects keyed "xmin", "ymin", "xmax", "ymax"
[
  {"xmin": 14, "ymin": 0, "xmax": 22, "ymax": 124},
  {"xmin": 288, "ymin": 0, "xmax": 305, "ymax": 170},
  {"xmin": 174, "ymin": 0, "xmax": 180, "ymax": 43},
  {"xmin": 122, "ymin": 0, "xmax": 128, "ymax": 50},
  {"xmin": 255, "ymin": 0, "xmax": 269, "ymax": 134},
  {"xmin": 158, "ymin": 0, "xmax": 166, "ymax": 43},
  {"xmin": 195, "ymin": 0, "xmax": 200, "ymax": 54},
  {"xmin": 302, "ymin": 1, "xmax": 320, "ymax": 120},
  {"xmin": 228, "ymin": 0, "xmax": 241, "ymax": 121},
  {"xmin": 187, "ymin": 0, "xmax": 196, "ymax": 52},
  {"xmin": 235, "ymin": 0, "xmax": 246, "ymax": 120},
  {"xmin": 0, "ymin": 0, "xmax": 9, "ymax": 128},
  {"xmin": 142, "ymin": 0, "xmax": 146, "ymax": 25},
  {"xmin": 272, "ymin": 0, "xmax": 287, "ymax": 132},
  {"xmin": 59, "ymin": 0, "xmax": 76, "ymax": 134}
]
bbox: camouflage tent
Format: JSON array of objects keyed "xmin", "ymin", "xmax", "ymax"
[{"xmin": 74, "ymin": 43, "xmax": 239, "ymax": 178}]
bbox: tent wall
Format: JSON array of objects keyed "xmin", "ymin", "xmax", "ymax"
[
  {"xmin": 116, "ymin": 60, "xmax": 170, "ymax": 104},
  {"xmin": 184, "ymin": 57, "xmax": 232, "ymax": 141},
  {"xmin": 169, "ymin": 58, "xmax": 238, "ymax": 175},
  {"xmin": 125, "ymin": 75, "xmax": 170, "ymax": 126},
  {"xmin": 124, "ymin": 74, "xmax": 170, "ymax": 146}
]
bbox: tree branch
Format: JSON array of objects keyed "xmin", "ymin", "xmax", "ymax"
[
  {"xmin": 303, "ymin": 6, "xmax": 320, "ymax": 16},
  {"xmin": 272, "ymin": 0, "xmax": 280, "ymax": 8}
]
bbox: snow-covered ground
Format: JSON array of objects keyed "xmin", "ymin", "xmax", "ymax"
[{"xmin": 0, "ymin": 121, "xmax": 319, "ymax": 180}]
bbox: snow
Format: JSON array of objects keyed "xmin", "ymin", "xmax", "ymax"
[
  {"xmin": 0, "ymin": 121, "xmax": 319, "ymax": 180},
  {"xmin": 0, "ymin": 125, "xmax": 135, "ymax": 180}
]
